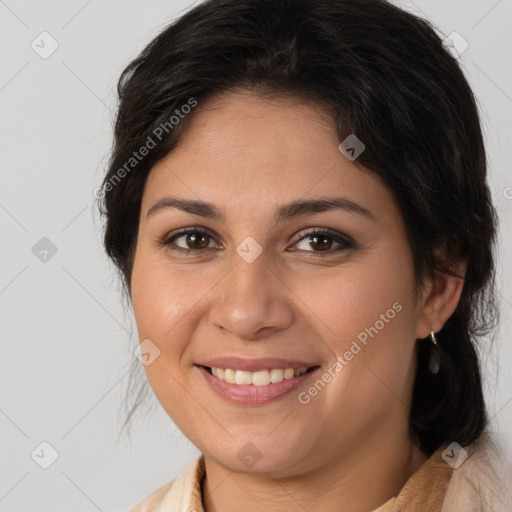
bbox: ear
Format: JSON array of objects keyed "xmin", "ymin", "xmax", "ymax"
[{"xmin": 415, "ymin": 259, "xmax": 467, "ymax": 339}]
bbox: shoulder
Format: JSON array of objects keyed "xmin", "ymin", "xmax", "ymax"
[
  {"xmin": 129, "ymin": 454, "xmax": 205, "ymax": 512},
  {"xmin": 129, "ymin": 480, "xmax": 176, "ymax": 512},
  {"xmin": 441, "ymin": 433, "xmax": 512, "ymax": 512}
]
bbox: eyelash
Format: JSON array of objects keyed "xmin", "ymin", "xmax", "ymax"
[{"xmin": 160, "ymin": 227, "xmax": 356, "ymax": 256}]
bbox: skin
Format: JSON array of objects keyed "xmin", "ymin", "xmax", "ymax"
[{"xmin": 130, "ymin": 90, "xmax": 466, "ymax": 512}]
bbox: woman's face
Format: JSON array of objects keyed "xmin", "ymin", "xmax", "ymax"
[{"xmin": 131, "ymin": 91, "xmax": 430, "ymax": 475}]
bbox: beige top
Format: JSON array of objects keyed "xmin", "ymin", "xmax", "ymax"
[{"xmin": 130, "ymin": 437, "xmax": 512, "ymax": 511}]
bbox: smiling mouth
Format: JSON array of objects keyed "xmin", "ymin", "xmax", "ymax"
[{"xmin": 200, "ymin": 365, "xmax": 320, "ymax": 386}]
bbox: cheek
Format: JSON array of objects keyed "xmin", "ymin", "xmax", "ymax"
[
  {"xmin": 293, "ymin": 268, "xmax": 418, "ymax": 433},
  {"xmin": 292, "ymin": 245, "xmax": 418, "ymax": 391},
  {"xmin": 131, "ymin": 250, "xmax": 203, "ymax": 342},
  {"xmin": 130, "ymin": 252, "xmax": 199, "ymax": 413},
  {"xmin": 298, "ymin": 260, "xmax": 414, "ymax": 345}
]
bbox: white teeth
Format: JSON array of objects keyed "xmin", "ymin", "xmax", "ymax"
[
  {"xmin": 235, "ymin": 370, "xmax": 253, "ymax": 385},
  {"xmin": 224, "ymin": 368, "xmax": 236, "ymax": 384},
  {"xmin": 252, "ymin": 369, "xmax": 270, "ymax": 386},
  {"xmin": 208, "ymin": 366, "xmax": 310, "ymax": 385},
  {"xmin": 270, "ymin": 369, "xmax": 284, "ymax": 383},
  {"xmin": 284, "ymin": 368, "xmax": 295, "ymax": 379}
]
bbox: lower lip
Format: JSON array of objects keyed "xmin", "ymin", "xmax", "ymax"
[{"xmin": 197, "ymin": 365, "xmax": 320, "ymax": 405}]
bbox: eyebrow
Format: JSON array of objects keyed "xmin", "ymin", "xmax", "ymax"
[{"xmin": 146, "ymin": 196, "xmax": 375, "ymax": 222}]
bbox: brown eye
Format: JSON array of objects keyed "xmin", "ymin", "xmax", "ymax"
[
  {"xmin": 292, "ymin": 229, "xmax": 355, "ymax": 254},
  {"xmin": 309, "ymin": 234, "xmax": 333, "ymax": 251},
  {"xmin": 184, "ymin": 232, "xmax": 210, "ymax": 250},
  {"xmin": 163, "ymin": 228, "xmax": 219, "ymax": 253}
]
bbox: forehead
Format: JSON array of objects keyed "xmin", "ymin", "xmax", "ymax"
[
  {"xmin": 173, "ymin": 90, "xmax": 339, "ymax": 166},
  {"xmin": 141, "ymin": 91, "xmax": 398, "ymax": 225}
]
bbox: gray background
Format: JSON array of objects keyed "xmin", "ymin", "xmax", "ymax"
[{"xmin": 0, "ymin": 0, "xmax": 511, "ymax": 510}]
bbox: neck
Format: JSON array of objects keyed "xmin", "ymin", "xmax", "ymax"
[{"xmin": 201, "ymin": 432, "xmax": 429, "ymax": 512}]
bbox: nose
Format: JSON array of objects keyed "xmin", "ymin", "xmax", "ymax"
[{"xmin": 208, "ymin": 250, "xmax": 294, "ymax": 341}]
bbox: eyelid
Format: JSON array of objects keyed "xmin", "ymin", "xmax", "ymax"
[
  {"xmin": 289, "ymin": 226, "xmax": 355, "ymax": 247},
  {"xmin": 161, "ymin": 226, "xmax": 221, "ymax": 250},
  {"xmin": 161, "ymin": 225, "xmax": 356, "ymax": 254}
]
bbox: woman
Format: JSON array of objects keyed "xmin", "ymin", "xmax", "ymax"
[{"xmin": 98, "ymin": 0, "xmax": 512, "ymax": 510}]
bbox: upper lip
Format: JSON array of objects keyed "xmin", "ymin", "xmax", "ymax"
[{"xmin": 196, "ymin": 357, "xmax": 320, "ymax": 372}]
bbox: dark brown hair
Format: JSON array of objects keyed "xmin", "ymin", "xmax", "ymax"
[{"xmin": 99, "ymin": 0, "xmax": 499, "ymax": 455}]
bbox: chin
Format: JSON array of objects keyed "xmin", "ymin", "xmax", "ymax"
[{"xmin": 203, "ymin": 434, "xmax": 312, "ymax": 476}]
